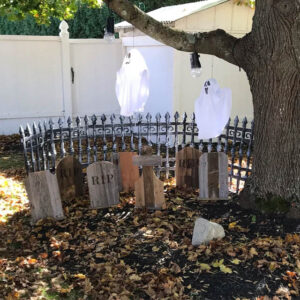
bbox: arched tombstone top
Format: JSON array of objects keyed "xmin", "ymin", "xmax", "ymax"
[
  {"xmin": 59, "ymin": 20, "xmax": 69, "ymax": 38},
  {"xmin": 87, "ymin": 161, "xmax": 119, "ymax": 209},
  {"xmin": 56, "ymin": 156, "xmax": 83, "ymax": 199}
]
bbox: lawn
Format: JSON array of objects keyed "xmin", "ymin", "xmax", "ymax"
[{"xmin": 0, "ymin": 136, "xmax": 299, "ymax": 299}]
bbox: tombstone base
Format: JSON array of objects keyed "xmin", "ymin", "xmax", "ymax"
[{"xmin": 135, "ymin": 169, "xmax": 166, "ymax": 210}]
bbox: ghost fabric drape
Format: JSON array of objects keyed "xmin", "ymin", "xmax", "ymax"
[
  {"xmin": 115, "ymin": 49, "xmax": 150, "ymax": 117},
  {"xmin": 195, "ymin": 79, "xmax": 232, "ymax": 139}
]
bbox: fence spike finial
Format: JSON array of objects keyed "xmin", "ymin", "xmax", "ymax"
[
  {"xmin": 58, "ymin": 117, "xmax": 63, "ymax": 127},
  {"xmin": 91, "ymin": 114, "xmax": 97, "ymax": 125},
  {"xmin": 49, "ymin": 118, "xmax": 54, "ymax": 128},
  {"xmin": 67, "ymin": 116, "xmax": 72, "ymax": 126},
  {"xmin": 19, "ymin": 125, "xmax": 25, "ymax": 136},
  {"xmin": 137, "ymin": 113, "xmax": 143, "ymax": 123},
  {"xmin": 165, "ymin": 112, "xmax": 170, "ymax": 121},
  {"xmin": 76, "ymin": 116, "xmax": 81, "ymax": 126},
  {"xmin": 174, "ymin": 111, "xmax": 179, "ymax": 120},
  {"xmin": 26, "ymin": 123, "xmax": 32, "ymax": 135},
  {"xmin": 32, "ymin": 122, "xmax": 38, "ymax": 134},
  {"xmin": 101, "ymin": 114, "xmax": 107, "ymax": 122},
  {"xmin": 234, "ymin": 115, "xmax": 239, "ymax": 126},
  {"xmin": 110, "ymin": 114, "xmax": 116, "ymax": 122}
]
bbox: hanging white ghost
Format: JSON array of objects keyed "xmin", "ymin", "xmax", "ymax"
[
  {"xmin": 115, "ymin": 49, "xmax": 150, "ymax": 117},
  {"xmin": 194, "ymin": 79, "xmax": 232, "ymax": 139}
]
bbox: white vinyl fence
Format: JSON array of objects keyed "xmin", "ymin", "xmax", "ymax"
[
  {"xmin": 0, "ymin": 21, "xmax": 123, "ymax": 134},
  {"xmin": 0, "ymin": 21, "xmax": 253, "ymax": 135}
]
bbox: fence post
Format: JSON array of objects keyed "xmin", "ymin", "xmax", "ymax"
[
  {"xmin": 84, "ymin": 116, "xmax": 91, "ymax": 165},
  {"xmin": 26, "ymin": 124, "xmax": 36, "ymax": 172},
  {"xmin": 33, "ymin": 122, "xmax": 41, "ymax": 171},
  {"xmin": 58, "ymin": 118, "xmax": 66, "ymax": 158},
  {"xmin": 76, "ymin": 116, "xmax": 82, "ymax": 163},
  {"xmin": 59, "ymin": 20, "xmax": 72, "ymax": 119},
  {"xmin": 246, "ymin": 119, "xmax": 254, "ymax": 178},
  {"xmin": 43, "ymin": 121, "xmax": 50, "ymax": 170},
  {"xmin": 129, "ymin": 116, "xmax": 135, "ymax": 151},
  {"xmin": 146, "ymin": 113, "xmax": 152, "ymax": 146},
  {"xmin": 110, "ymin": 114, "xmax": 116, "ymax": 153},
  {"xmin": 155, "ymin": 113, "xmax": 161, "ymax": 176},
  {"xmin": 230, "ymin": 116, "xmax": 239, "ymax": 188},
  {"xmin": 237, "ymin": 117, "xmax": 247, "ymax": 191},
  {"xmin": 67, "ymin": 116, "xmax": 74, "ymax": 155},
  {"xmin": 19, "ymin": 126, "xmax": 30, "ymax": 174},
  {"xmin": 38, "ymin": 122, "xmax": 47, "ymax": 170},
  {"xmin": 120, "ymin": 115, "xmax": 126, "ymax": 151},
  {"xmin": 101, "ymin": 114, "xmax": 107, "ymax": 160},
  {"xmin": 49, "ymin": 119, "xmax": 57, "ymax": 171},
  {"xmin": 190, "ymin": 113, "xmax": 195, "ymax": 148},
  {"xmin": 165, "ymin": 112, "xmax": 170, "ymax": 179},
  {"xmin": 174, "ymin": 112, "xmax": 179, "ymax": 156},
  {"xmin": 137, "ymin": 113, "xmax": 143, "ymax": 155},
  {"xmin": 91, "ymin": 115, "xmax": 97, "ymax": 162},
  {"xmin": 182, "ymin": 113, "xmax": 187, "ymax": 149}
]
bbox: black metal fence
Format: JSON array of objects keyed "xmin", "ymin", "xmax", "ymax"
[{"xmin": 19, "ymin": 112, "xmax": 254, "ymax": 194}]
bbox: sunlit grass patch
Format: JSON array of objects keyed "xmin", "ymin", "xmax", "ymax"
[
  {"xmin": 0, "ymin": 151, "xmax": 24, "ymax": 171},
  {"xmin": 0, "ymin": 174, "xmax": 29, "ymax": 223}
]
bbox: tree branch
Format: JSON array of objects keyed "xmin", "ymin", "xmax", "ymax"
[{"xmin": 104, "ymin": 0, "xmax": 240, "ymax": 66}]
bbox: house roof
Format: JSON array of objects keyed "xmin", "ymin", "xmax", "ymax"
[{"xmin": 115, "ymin": 0, "xmax": 229, "ymax": 29}]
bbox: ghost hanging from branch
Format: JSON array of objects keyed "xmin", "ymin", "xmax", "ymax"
[
  {"xmin": 195, "ymin": 79, "xmax": 232, "ymax": 139},
  {"xmin": 115, "ymin": 49, "xmax": 150, "ymax": 117}
]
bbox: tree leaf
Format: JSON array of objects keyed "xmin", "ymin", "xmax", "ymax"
[
  {"xmin": 198, "ymin": 263, "xmax": 211, "ymax": 271},
  {"xmin": 220, "ymin": 264, "xmax": 232, "ymax": 274},
  {"xmin": 231, "ymin": 259, "xmax": 241, "ymax": 265}
]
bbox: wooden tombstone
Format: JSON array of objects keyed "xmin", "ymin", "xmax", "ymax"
[
  {"xmin": 118, "ymin": 152, "xmax": 140, "ymax": 192},
  {"xmin": 87, "ymin": 161, "xmax": 120, "ymax": 209},
  {"xmin": 199, "ymin": 152, "xmax": 228, "ymax": 200},
  {"xmin": 133, "ymin": 146, "xmax": 165, "ymax": 210},
  {"xmin": 176, "ymin": 147, "xmax": 202, "ymax": 188},
  {"xmin": 25, "ymin": 170, "xmax": 64, "ymax": 223},
  {"xmin": 56, "ymin": 156, "xmax": 83, "ymax": 199},
  {"xmin": 111, "ymin": 153, "xmax": 123, "ymax": 192}
]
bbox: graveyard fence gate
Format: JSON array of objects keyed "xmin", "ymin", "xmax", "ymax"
[{"xmin": 20, "ymin": 113, "xmax": 254, "ymax": 194}]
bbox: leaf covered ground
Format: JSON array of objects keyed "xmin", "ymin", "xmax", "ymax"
[{"xmin": 0, "ymin": 171, "xmax": 299, "ymax": 300}]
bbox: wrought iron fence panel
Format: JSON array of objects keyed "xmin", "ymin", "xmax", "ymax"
[{"xmin": 20, "ymin": 112, "xmax": 254, "ymax": 194}]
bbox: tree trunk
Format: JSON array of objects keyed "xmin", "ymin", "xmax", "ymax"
[
  {"xmin": 105, "ymin": 0, "xmax": 300, "ymax": 214},
  {"xmin": 238, "ymin": 0, "xmax": 300, "ymax": 210}
]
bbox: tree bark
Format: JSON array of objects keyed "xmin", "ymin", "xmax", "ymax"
[
  {"xmin": 105, "ymin": 0, "xmax": 300, "ymax": 207},
  {"xmin": 104, "ymin": 0, "xmax": 238, "ymax": 65},
  {"xmin": 238, "ymin": 0, "xmax": 300, "ymax": 205}
]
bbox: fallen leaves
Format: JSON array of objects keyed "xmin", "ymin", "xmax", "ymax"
[
  {"xmin": 197, "ymin": 263, "xmax": 211, "ymax": 271},
  {"xmin": 212, "ymin": 259, "xmax": 233, "ymax": 274},
  {"xmin": 285, "ymin": 233, "xmax": 300, "ymax": 244},
  {"xmin": 0, "ymin": 169, "xmax": 299, "ymax": 299},
  {"xmin": 0, "ymin": 174, "xmax": 28, "ymax": 223},
  {"xmin": 231, "ymin": 258, "xmax": 241, "ymax": 265}
]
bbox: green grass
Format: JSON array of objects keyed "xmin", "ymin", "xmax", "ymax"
[{"xmin": 0, "ymin": 151, "xmax": 24, "ymax": 170}]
